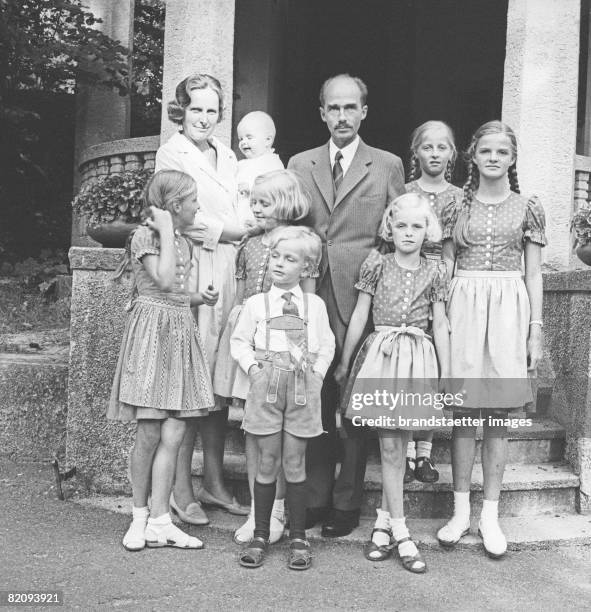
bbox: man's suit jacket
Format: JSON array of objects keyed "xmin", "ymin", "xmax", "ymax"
[{"xmin": 288, "ymin": 138, "xmax": 405, "ymax": 325}]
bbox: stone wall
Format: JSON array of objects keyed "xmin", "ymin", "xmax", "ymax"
[
  {"xmin": 66, "ymin": 247, "xmax": 134, "ymax": 493},
  {"xmin": 544, "ymin": 270, "xmax": 591, "ymax": 512}
]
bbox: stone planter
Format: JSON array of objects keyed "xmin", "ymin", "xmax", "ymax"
[
  {"xmin": 87, "ymin": 220, "xmax": 139, "ymax": 248},
  {"xmin": 576, "ymin": 243, "xmax": 591, "ymax": 266}
]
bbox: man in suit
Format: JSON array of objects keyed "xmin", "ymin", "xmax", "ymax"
[{"xmin": 288, "ymin": 74, "xmax": 405, "ymax": 536}]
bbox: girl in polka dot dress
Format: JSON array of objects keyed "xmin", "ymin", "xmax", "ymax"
[
  {"xmin": 334, "ymin": 193, "xmax": 451, "ymax": 574},
  {"xmin": 437, "ymin": 121, "xmax": 546, "ymax": 559},
  {"xmin": 212, "ymin": 169, "xmax": 316, "ymax": 545},
  {"xmin": 405, "ymin": 120, "xmax": 463, "ymax": 485},
  {"xmin": 108, "ymin": 170, "xmax": 218, "ymax": 552}
]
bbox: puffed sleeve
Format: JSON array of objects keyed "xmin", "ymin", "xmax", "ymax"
[
  {"xmin": 440, "ymin": 198, "xmax": 459, "ymax": 241},
  {"xmin": 522, "ymin": 196, "xmax": 547, "ymax": 246},
  {"xmin": 131, "ymin": 225, "xmax": 160, "ymax": 263},
  {"xmin": 235, "ymin": 235, "xmax": 249, "ymax": 280},
  {"xmin": 354, "ymin": 249, "xmax": 383, "ymax": 295},
  {"xmin": 430, "ymin": 260, "xmax": 449, "ymax": 302}
]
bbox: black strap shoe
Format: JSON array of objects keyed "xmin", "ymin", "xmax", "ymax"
[
  {"xmin": 404, "ymin": 458, "xmax": 416, "ymax": 484},
  {"xmin": 415, "ymin": 456, "xmax": 439, "ymax": 483}
]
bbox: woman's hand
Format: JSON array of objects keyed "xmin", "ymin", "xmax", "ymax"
[
  {"xmin": 333, "ymin": 362, "xmax": 348, "ymax": 385},
  {"xmin": 527, "ymin": 326, "xmax": 543, "ymax": 371},
  {"xmin": 184, "ymin": 221, "xmax": 209, "ymax": 243},
  {"xmin": 146, "ymin": 207, "xmax": 173, "ymax": 235}
]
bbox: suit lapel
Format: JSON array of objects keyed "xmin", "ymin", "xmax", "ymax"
[
  {"xmin": 311, "ymin": 144, "xmax": 334, "ymax": 212},
  {"xmin": 334, "ymin": 139, "xmax": 371, "ymax": 209}
]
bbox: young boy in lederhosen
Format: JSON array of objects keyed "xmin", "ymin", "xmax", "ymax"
[{"xmin": 231, "ymin": 225, "xmax": 335, "ymax": 570}]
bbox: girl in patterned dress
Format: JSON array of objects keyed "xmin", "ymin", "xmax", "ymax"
[
  {"xmin": 437, "ymin": 121, "xmax": 546, "ymax": 558},
  {"xmin": 404, "ymin": 121, "xmax": 463, "ymax": 484},
  {"xmin": 108, "ymin": 170, "xmax": 218, "ymax": 551},
  {"xmin": 334, "ymin": 193, "xmax": 451, "ymax": 574},
  {"xmin": 212, "ymin": 169, "xmax": 315, "ymax": 545}
]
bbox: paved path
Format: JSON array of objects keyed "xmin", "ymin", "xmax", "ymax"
[{"xmin": 2, "ymin": 459, "xmax": 591, "ymax": 611}]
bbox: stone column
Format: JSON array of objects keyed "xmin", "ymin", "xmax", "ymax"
[
  {"xmin": 73, "ymin": 0, "xmax": 135, "ymax": 246},
  {"xmin": 502, "ymin": 0, "xmax": 581, "ymax": 270},
  {"xmin": 160, "ymin": 0, "xmax": 235, "ymax": 146}
]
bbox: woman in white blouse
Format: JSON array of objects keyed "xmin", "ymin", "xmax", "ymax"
[{"xmin": 156, "ymin": 73, "xmax": 248, "ymax": 522}]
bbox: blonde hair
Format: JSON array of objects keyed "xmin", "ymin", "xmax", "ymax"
[
  {"xmin": 453, "ymin": 120, "xmax": 519, "ymax": 248},
  {"xmin": 113, "ymin": 170, "xmax": 197, "ymax": 280},
  {"xmin": 268, "ymin": 225, "xmax": 322, "ymax": 271},
  {"xmin": 408, "ymin": 120, "xmax": 457, "ymax": 182},
  {"xmin": 237, "ymin": 111, "xmax": 276, "ymax": 141},
  {"xmin": 167, "ymin": 73, "xmax": 225, "ymax": 124},
  {"xmin": 251, "ymin": 169, "xmax": 310, "ymax": 223},
  {"xmin": 380, "ymin": 193, "xmax": 442, "ymax": 245}
]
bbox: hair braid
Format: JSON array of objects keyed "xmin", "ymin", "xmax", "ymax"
[
  {"xmin": 444, "ymin": 159, "xmax": 454, "ymax": 183},
  {"xmin": 408, "ymin": 154, "xmax": 420, "ymax": 182},
  {"xmin": 453, "ymin": 161, "xmax": 478, "ymax": 248},
  {"xmin": 508, "ymin": 163, "xmax": 520, "ymax": 194}
]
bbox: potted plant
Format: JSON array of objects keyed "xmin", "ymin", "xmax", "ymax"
[
  {"xmin": 572, "ymin": 207, "xmax": 591, "ymax": 266},
  {"xmin": 72, "ymin": 169, "xmax": 152, "ymax": 247}
]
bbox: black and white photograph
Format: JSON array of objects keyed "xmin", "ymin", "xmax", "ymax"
[{"xmin": 1, "ymin": 0, "xmax": 591, "ymax": 609}]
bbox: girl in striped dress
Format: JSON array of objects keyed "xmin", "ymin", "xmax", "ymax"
[{"xmin": 108, "ymin": 170, "xmax": 218, "ymax": 551}]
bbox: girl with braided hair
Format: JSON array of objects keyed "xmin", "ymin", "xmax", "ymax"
[
  {"xmin": 437, "ymin": 121, "xmax": 546, "ymax": 558},
  {"xmin": 404, "ymin": 120, "xmax": 463, "ymax": 485}
]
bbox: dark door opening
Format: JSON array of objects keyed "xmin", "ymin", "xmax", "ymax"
[{"xmin": 234, "ymin": 0, "xmax": 508, "ymax": 183}]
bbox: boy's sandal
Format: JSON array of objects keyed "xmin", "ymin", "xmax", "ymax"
[
  {"xmin": 239, "ymin": 537, "xmax": 268, "ymax": 568},
  {"xmin": 395, "ymin": 536, "xmax": 427, "ymax": 574},
  {"xmin": 363, "ymin": 528, "xmax": 393, "ymax": 561},
  {"xmin": 287, "ymin": 538, "xmax": 312, "ymax": 571}
]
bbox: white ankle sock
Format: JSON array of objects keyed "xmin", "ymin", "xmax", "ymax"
[
  {"xmin": 148, "ymin": 512, "xmax": 172, "ymax": 527},
  {"xmin": 272, "ymin": 498, "xmax": 285, "ymax": 513},
  {"xmin": 390, "ymin": 517, "xmax": 418, "ymax": 558},
  {"xmin": 416, "ymin": 441, "xmax": 432, "ymax": 459},
  {"xmin": 453, "ymin": 491, "xmax": 470, "ymax": 522},
  {"xmin": 131, "ymin": 506, "xmax": 149, "ymax": 521},
  {"xmin": 371, "ymin": 509, "xmax": 391, "ymax": 548},
  {"xmin": 480, "ymin": 499, "xmax": 499, "ymax": 523},
  {"xmin": 406, "ymin": 441, "xmax": 416, "ymax": 460}
]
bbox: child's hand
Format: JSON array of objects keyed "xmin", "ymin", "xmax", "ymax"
[
  {"xmin": 527, "ymin": 326, "xmax": 543, "ymax": 371},
  {"xmin": 245, "ymin": 219, "xmax": 261, "ymax": 236},
  {"xmin": 200, "ymin": 286, "xmax": 219, "ymax": 306},
  {"xmin": 333, "ymin": 362, "xmax": 348, "ymax": 385},
  {"xmin": 146, "ymin": 207, "xmax": 173, "ymax": 235}
]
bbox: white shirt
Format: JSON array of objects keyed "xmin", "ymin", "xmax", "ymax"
[
  {"xmin": 230, "ymin": 284, "xmax": 335, "ymax": 378},
  {"xmin": 329, "ymin": 136, "xmax": 360, "ymax": 177}
]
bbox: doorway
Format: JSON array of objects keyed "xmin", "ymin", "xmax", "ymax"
[{"xmin": 233, "ymin": 0, "xmax": 508, "ymax": 181}]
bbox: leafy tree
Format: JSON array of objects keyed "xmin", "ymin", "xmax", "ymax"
[
  {"xmin": 131, "ymin": 0, "xmax": 165, "ymax": 136},
  {"xmin": 0, "ymin": 0, "xmax": 131, "ymax": 259}
]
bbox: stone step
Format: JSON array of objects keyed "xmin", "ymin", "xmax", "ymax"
[
  {"xmin": 81, "ymin": 497, "xmax": 591, "ymax": 550},
  {"xmin": 190, "ymin": 452, "xmax": 579, "ymax": 519},
  {"xmin": 0, "ymin": 351, "xmax": 69, "ymax": 461},
  {"xmin": 199, "ymin": 409, "xmax": 566, "ymax": 464}
]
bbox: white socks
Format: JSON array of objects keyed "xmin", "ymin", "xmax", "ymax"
[
  {"xmin": 371, "ymin": 509, "xmax": 391, "ymax": 548},
  {"xmin": 122, "ymin": 506, "xmax": 149, "ymax": 551},
  {"xmin": 480, "ymin": 499, "xmax": 499, "ymax": 523},
  {"xmin": 145, "ymin": 512, "xmax": 203, "ymax": 549},
  {"xmin": 390, "ymin": 517, "xmax": 420, "ymax": 560},
  {"xmin": 406, "ymin": 441, "xmax": 416, "ymax": 460},
  {"xmin": 416, "ymin": 441, "xmax": 432, "ymax": 459},
  {"xmin": 478, "ymin": 499, "xmax": 506, "ymax": 557}
]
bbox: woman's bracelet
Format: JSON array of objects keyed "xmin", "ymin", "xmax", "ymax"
[{"xmin": 529, "ymin": 320, "xmax": 543, "ymax": 328}]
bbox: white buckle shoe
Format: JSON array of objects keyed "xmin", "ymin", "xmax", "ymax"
[
  {"xmin": 270, "ymin": 508, "xmax": 286, "ymax": 544},
  {"xmin": 234, "ymin": 512, "xmax": 255, "ymax": 545},
  {"xmin": 478, "ymin": 519, "xmax": 507, "ymax": 558},
  {"xmin": 436, "ymin": 517, "xmax": 470, "ymax": 548},
  {"xmin": 122, "ymin": 518, "xmax": 147, "ymax": 552},
  {"xmin": 145, "ymin": 521, "xmax": 203, "ymax": 549}
]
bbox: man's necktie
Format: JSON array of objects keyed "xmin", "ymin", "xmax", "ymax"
[
  {"xmin": 281, "ymin": 292, "xmax": 306, "ymax": 369},
  {"xmin": 333, "ymin": 150, "xmax": 343, "ymax": 192}
]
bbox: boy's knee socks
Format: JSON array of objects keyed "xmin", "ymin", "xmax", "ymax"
[
  {"xmin": 253, "ymin": 480, "xmax": 276, "ymax": 541},
  {"xmin": 285, "ymin": 480, "xmax": 307, "ymax": 541}
]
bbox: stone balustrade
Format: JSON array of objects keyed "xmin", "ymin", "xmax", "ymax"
[{"xmin": 78, "ymin": 135, "xmax": 160, "ymax": 190}]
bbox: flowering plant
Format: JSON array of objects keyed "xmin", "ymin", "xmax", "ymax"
[
  {"xmin": 572, "ymin": 207, "xmax": 591, "ymax": 247},
  {"xmin": 72, "ymin": 169, "xmax": 152, "ymax": 225}
]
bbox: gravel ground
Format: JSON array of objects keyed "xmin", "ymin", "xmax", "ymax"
[{"xmin": 2, "ymin": 459, "xmax": 591, "ymax": 611}]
